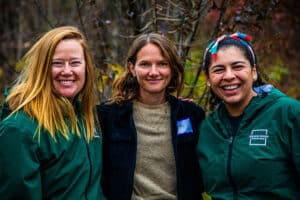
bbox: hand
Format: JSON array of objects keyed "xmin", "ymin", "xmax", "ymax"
[{"xmin": 178, "ymin": 97, "xmax": 194, "ymax": 102}]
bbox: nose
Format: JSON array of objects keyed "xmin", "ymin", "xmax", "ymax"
[
  {"xmin": 61, "ymin": 62, "xmax": 73, "ymax": 74},
  {"xmin": 223, "ymin": 68, "xmax": 235, "ymax": 80},
  {"xmin": 149, "ymin": 64, "xmax": 159, "ymax": 76}
]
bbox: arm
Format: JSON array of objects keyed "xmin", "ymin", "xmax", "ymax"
[
  {"xmin": 289, "ymin": 101, "xmax": 300, "ymax": 177},
  {"xmin": 0, "ymin": 120, "xmax": 42, "ymax": 199},
  {"xmin": 97, "ymin": 104, "xmax": 110, "ymax": 198}
]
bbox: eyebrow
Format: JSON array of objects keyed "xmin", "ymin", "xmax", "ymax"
[
  {"xmin": 211, "ymin": 60, "xmax": 247, "ymax": 67},
  {"xmin": 231, "ymin": 61, "xmax": 247, "ymax": 65},
  {"xmin": 52, "ymin": 57, "xmax": 82, "ymax": 61}
]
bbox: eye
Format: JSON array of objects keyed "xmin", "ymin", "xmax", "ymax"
[
  {"xmin": 157, "ymin": 62, "xmax": 169, "ymax": 68},
  {"xmin": 70, "ymin": 61, "xmax": 82, "ymax": 67},
  {"xmin": 52, "ymin": 61, "xmax": 64, "ymax": 67},
  {"xmin": 138, "ymin": 62, "xmax": 151, "ymax": 68},
  {"xmin": 211, "ymin": 67, "xmax": 224, "ymax": 74},
  {"xmin": 232, "ymin": 65, "xmax": 244, "ymax": 70}
]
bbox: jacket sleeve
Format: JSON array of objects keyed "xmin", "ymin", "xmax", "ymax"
[
  {"xmin": 0, "ymin": 120, "xmax": 42, "ymax": 199},
  {"xmin": 289, "ymin": 100, "xmax": 300, "ymax": 177},
  {"xmin": 192, "ymin": 103, "xmax": 206, "ymax": 133},
  {"xmin": 183, "ymin": 101, "xmax": 205, "ymax": 138},
  {"xmin": 96, "ymin": 103, "xmax": 110, "ymax": 198}
]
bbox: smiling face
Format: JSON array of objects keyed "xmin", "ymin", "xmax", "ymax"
[
  {"xmin": 129, "ymin": 43, "xmax": 172, "ymax": 104},
  {"xmin": 208, "ymin": 46, "xmax": 257, "ymax": 116},
  {"xmin": 51, "ymin": 39, "xmax": 86, "ymax": 101}
]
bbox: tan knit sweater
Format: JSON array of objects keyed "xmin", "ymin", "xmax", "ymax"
[{"xmin": 131, "ymin": 100, "xmax": 177, "ymax": 200}]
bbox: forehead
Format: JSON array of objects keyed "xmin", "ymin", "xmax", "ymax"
[
  {"xmin": 137, "ymin": 43, "xmax": 165, "ymax": 59},
  {"xmin": 208, "ymin": 46, "xmax": 250, "ymax": 70},
  {"xmin": 55, "ymin": 39, "xmax": 82, "ymax": 50},
  {"xmin": 215, "ymin": 46, "xmax": 247, "ymax": 61},
  {"xmin": 53, "ymin": 39, "xmax": 84, "ymax": 57}
]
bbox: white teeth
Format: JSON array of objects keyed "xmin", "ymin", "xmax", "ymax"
[
  {"xmin": 224, "ymin": 85, "xmax": 238, "ymax": 90},
  {"xmin": 59, "ymin": 80, "xmax": 74, "ymax": 85},
  {"xmin": 59, "ymin": 80, "xmax": 74, "ymax": 83}
]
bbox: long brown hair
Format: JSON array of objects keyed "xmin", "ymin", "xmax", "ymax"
[
  {"xmin": 6, "ymin": 26, "xmax": 98, "ymax": 142},
  {"xmin": 111, "ymin": 33, "xmax": 184, "ymax": 104}
]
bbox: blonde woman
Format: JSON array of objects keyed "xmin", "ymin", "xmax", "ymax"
[{"xmin": 0, "ymin": 26, "xmax": 105, "ymax": 199}]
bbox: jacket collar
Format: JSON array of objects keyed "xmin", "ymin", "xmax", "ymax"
[{"xmin": 211, "ymin": 86, "xmax": 284, "ymax": 131}]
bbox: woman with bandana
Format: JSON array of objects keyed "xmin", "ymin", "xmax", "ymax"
[{"xmin": 196, "ymin": 32, "xmax": 300, "ymax": 199}]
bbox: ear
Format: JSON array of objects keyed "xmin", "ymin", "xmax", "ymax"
[
  {"xmin": 128, "ymin": 62, "xmax": 136, "ymax": 77},
  {"xmin": 252, "ymin": 64, "xmax": 257, "ymax": 81}
]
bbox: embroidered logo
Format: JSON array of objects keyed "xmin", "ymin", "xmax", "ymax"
[
  {"xmin": 249, "ymin": 129, "xmax": 268, "ymax": 146},
  {"xmin": 177, "ymin": 118, "xmax": 193, "ymax": 135}
]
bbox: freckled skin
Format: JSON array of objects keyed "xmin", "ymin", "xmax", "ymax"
[{"xmin": 51, "ymin": 39, "xmax": 86, "ymax": 101}]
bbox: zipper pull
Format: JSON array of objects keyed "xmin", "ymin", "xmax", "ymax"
[{"xmin": 228, "ymin": 136, "xmax": 233, "ymax": 144}]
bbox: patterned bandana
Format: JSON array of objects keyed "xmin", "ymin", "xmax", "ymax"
[{"xmin": 203, "ymin": 32, "xmax": 255, "ymax": 66}]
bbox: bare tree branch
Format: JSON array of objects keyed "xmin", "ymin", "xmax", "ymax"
[
  {"xmin": 75, "ymin": 0, "xmax": 88, "ymax": 38},
  {"xmin": 210, "ymin": 0, "xmax": 229, "ymax": 38},
  {"xmin": 32, "ymin": 0, "xmax": 54, "ymax": 28}
]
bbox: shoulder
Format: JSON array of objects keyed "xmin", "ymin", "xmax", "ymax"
[
  {"xmin": 97, "ymin": 101, "xmax": 132, "ymax": 114},
  {"xmin": 1, "ymin": 110, "xmax": 37, "ymax": 128},
  {"xmin": 169, "ymin": 95, "xmax": 205, "ymax": 121},
  {"xmin": 180, "ymin": 99, "xmax": 204, "ymax": 111},
  {"xmin": 0, "ymin": 111, "xmax": 38, "ymax": 144},
  {"xmin": 267, "ymin": 88, "xmax": 300, "ymax": 110},
  {"xmin": 97, "ymin": 101, "xmax": 133, "ymax": 126},
  {"xmin": 97, "ymin": 100, "xmax": 132, "ymax": 109},
  {"xmin": 275, "ymin": 95, "xmax": 300, "ymax": 121}
]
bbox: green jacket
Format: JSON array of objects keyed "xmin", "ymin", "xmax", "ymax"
[
  {"xmin": 197, "ymin": 87, "xmax": 300, "ymax": 199},
  {"xmin": 0, "ymin": 105, "xmax": 105, "ymax": 199}
]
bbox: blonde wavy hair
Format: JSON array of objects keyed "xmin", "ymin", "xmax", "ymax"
[
  {"xmin": 111, "ymin": 33, "xmax": 184, "ymax": 104},
  {"xmin": 6, "ymin": 26, "xmax": 98, "ymax": 142}
]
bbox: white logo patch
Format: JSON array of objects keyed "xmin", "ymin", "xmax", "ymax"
[{"xmin": 249, "ymin": 129, "xmax": 268, "ymax": 146}]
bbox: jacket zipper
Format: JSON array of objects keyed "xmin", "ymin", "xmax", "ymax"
[
  {"xmin": 79, "ymin": 119, "xmax": 92, "ymax": 200},
  {"xmin": 227, "ymin": 135, "xmax": 238, "ymax": 200}
]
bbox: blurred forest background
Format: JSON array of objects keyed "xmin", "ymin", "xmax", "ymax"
[{"xmin": 1, "ymin": 0, "xmax": 300, "ymax": 109}]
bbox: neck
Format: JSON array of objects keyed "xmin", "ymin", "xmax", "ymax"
[
  {"xmin": 138, "ymin": 93, "xmax": 167, "ymax": 105},
  {"xmin": 225, "ymin": 104, "xmax": 245, "ymax": 117},
  {"xmin": 225, "ymin": 91, "xmax": 257, "ymax": 117}
]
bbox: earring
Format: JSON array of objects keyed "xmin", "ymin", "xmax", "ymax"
[
  {"xmin": 207, "ymin": 82, "xmax": 211, "ymax": 87},
  {"xmin": 253, "ymin": 75, "xmax": 257, "ymax": 81}
]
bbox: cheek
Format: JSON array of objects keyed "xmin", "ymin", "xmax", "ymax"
[
  {"xmin": 79, "ymin": 64, "xmax": 86, "ymax": 78},
  {"xmin": 163, "ymin": 68, "xmax": 172, "ymax": 79},
  {"xmin": 81, "ymin": 68, "xmax": 86, "ymax": 80},
  {"xmin": 135, "ymin": 69, "xmax": 146, "ymax": 80},
  {"xmin": 208, "ymin": 74, "xmax": 220, "ymax": 85},
  {"xmin": 51, "ymin": 68, "xmax": 58, "ymax": 82},
  {"xmin": 80, "ymin": 69, "xmax": 87, "ymax": 88}
]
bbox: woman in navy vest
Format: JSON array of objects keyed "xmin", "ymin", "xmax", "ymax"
[{"xmin": 98, "ymin": 33, "xmax": 205, "ymax": 200}]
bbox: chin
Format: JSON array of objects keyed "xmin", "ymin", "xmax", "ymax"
[
  {"xmin": 59, "ymin": 93, "xmax": 75, "ymax": 99},
  {"xmin": 223, "ymin": 97, "xmax": 241, "ymax": 105}
]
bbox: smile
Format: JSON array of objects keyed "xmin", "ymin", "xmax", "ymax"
[
  {"xmin": 147, "ymin": 79, "xmax": 161, "ymax": 82},
  {"xmin": 223, "ymin": 85, "xmax": 239, "ymax": 90},
  {"xmin": 58, "ymin": 80, "xmax": 75, "ymax": 85}
]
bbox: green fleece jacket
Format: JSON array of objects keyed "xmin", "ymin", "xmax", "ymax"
[
  {"xmin": 197, "ymin": 87, "xmax": 300, "ymax": 199},
  {"xmin": 0, "ymin": 105, "xmax": 105, "ymax": 199}
]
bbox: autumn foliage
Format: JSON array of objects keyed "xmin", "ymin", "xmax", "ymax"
[{"xmin": 1, "ymin": 0, "xmax": 299, "ymax": 107}]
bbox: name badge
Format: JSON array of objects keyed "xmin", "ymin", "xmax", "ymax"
[{"xmin": 177, "ymin": 118, "xmax": 193, "ymax": 135}]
